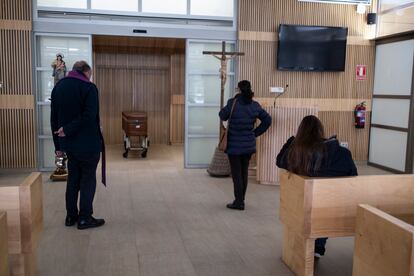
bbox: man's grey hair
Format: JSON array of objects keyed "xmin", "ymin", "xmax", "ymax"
[{"xmin": 72, "ymin": 60, "xmax": 91, "ymax": 72}]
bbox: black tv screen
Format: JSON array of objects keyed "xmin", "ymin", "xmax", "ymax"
[{"xmin": 277, "ymin": 24, "xmax": 348, "ymax": 72}]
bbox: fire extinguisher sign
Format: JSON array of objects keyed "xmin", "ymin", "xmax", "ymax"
[{"xmin": 356, "ymin": 65, "xmax": 367, "ymax": 81}]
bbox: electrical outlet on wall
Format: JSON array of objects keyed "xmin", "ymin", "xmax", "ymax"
[
  {"xmin": 340, "ymin": 141, "xmax": 349, "ymax": 149},
  {"xmin": 270, "ymin": 87, "xmax": 284, "ymax": 93}
]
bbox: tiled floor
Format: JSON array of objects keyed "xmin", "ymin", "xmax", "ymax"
[{"xmin": 2, "ymin": 145, "xmax": 390, "ymax": 276}]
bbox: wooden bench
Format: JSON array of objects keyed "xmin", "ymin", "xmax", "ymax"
[
  {"xmin": 279, "ymin": 171, "xmax": 414, "ymax": 276},
  {"xmin": 0, "ymin": 172, "xmax": 43, "ymax": 276},
  {"xmin": 353, "ymin": 204, "xmax": 414, "ymax": 276},
  {"xmin": 0, "ymin": 211, "xmax": 9, "ymax": 276}
]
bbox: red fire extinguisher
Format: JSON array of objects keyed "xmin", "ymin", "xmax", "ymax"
[{"xmin": 354, "ymin": 101, "xmax": 366, "ymax": 129}]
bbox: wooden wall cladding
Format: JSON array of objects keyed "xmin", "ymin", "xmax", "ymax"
[
  {"xmin": 0, "ymin": 109, "xmax": 36, "ymax": 168},
  {"xmin": 238, "ymin": 0, "xmax": 376, "ymax": 161},
  {"xmin": 239, "ymin": 41, "xmax": 375, "ymax": 99},
  {"xmin": 94, "ymin": 36, "xmax": 185, "ymax": 145},
  {"xmin": 170, "ymin": 54, "xmax": 185, "ymax": 144},
  {"xmin": 0, "ymin": 211, "xmax": 8, "ymax": 276},
  {"xmin": 0, "ymin": 0, "xmax": 35, "ymax": 169},
  {"xmin": 257, "ymin": 106, "xmax": 318, "ymax": 185},
  {"xmin": 96, "ymin": 66, "xmax": 170, "ymax": 145},
  {"xmin": 93, "ymin": 36, "xmax": 185, "ymax": 55},
  {"xmin": 238, "ymin": 0, "xmax": 376, "ymax": 35},
  {"xmin": 0, "ymin": 30, "xmax": 32, "ymax": 95},
  {"xmin": 319, "ymin": 111, "xmax": 370, "ymax": 161},
  {"xmin": 0, "ymin": 0, "xmax": 32, "ymax": 21}
]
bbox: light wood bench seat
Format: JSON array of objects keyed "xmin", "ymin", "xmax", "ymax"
[
  {"xmin": 0, "ymin": 211, "xmax": 9, "ymax": 276},
  {"xmin": 0, "ymin": 172, "xmax": 43, "ymax": 276},
  {"xmin": 279, "ymin": 171, "xmax": 414, "ymax": 276},
  {"xmin": 353, "ymin": 204, "xmax": 414, "ymax": 276}
]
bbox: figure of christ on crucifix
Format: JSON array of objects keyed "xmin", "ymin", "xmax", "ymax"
[{"xmin": 203, "ymin": 41, "xmax": 244, "ymax": 134}]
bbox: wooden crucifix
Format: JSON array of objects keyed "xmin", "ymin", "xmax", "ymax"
[{"xmin": 203, "ymin": 41, "xmax": 244, "ymax": 134}]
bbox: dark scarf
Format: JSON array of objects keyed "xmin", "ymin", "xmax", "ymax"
[{"xmin": 66, "ymin": 70, "xmax": 107, "ymax": 186}]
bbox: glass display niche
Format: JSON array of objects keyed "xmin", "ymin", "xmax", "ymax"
[
  {"xmin": 185, "ymin": 40, "xmax": 236, "ymax": 168},
  {"xmin": 35, "ymin": 34, "xmax": 91, "ymax": 170}
]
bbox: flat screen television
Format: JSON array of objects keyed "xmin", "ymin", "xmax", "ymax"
[{"xmin": 277, "ymin": 24, "xmax": 348, "ymax": 72}]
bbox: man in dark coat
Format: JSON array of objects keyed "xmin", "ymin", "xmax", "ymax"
[{"xmin": 51, "ymin": 60, "xmax": 105, "ymax": 230}]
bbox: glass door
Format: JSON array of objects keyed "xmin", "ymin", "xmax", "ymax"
[
  {"xmin": 368, "ymin": 39, "xmax": 414, "ymax": 173},
  {"xmin": 35, "ymin": 33, "xmax": 92, "ymax": 170},
  {"xmin": 185, "ymin": 40, "xmax": 235, "ymax": 168}
]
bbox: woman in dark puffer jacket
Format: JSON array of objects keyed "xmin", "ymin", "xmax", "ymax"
[
  {"xmin": 219, "ymin": 80, "xmax": 271, "ymax": 210},
  {"xmin": 276, "ymin": 115, "xmax": 357, "ymax": 258}
]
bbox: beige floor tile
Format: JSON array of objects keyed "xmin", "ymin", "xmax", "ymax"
[{"xmin": 0, "ymin": 144, "xmax": 390, "ymax": 276}]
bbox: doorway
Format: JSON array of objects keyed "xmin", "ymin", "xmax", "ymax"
[{"xmin": 92, "ymin": 36, "xmax": 186, "ymax": 147}]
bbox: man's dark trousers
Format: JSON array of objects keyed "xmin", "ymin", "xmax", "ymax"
[{"xmin": 66, "ymin": 152, "xmax": 100, "ymax": 219}]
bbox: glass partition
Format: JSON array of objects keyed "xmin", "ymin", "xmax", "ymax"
[
  {"xmin": 37, "ymin": 0, "xmax": 87, "ymax": 9},
  {"xmin": 37, "ymin": 0, "xmax": 235, "ymax": 18},
  {"xmin": 35, "ymin": 34, "xmax": 92, "ymax": 171},
  {"xmin": 369, "ymin": 39, "xmax": 414, "ymax": 173},
  {"xmin": 188, "ymin": 75, "xmax": 233, "ymax": 105},
  {"xmin": 92, "ymin": 0, "xmax": 138, "ymax": 12},
  {"xmin": 185, "ymin": 40, "xmax": 236, "ymax": 168},
  {"xmin": 142, "ymin": 0, "xmax": 187, "ymax": 14},
  {"xmin": 369, "ymin": 127, "xmax": 408, "ymax": 171},
  {"xmin": 190, "ymin": 0, "xmax": 234, "ymax": 17},
  {"xmin": 373, "ymin": 39, "xmax": 414, "ymax": 95},
  {"xmin": 380, "ymin": 0, "xmax": 414, "ymax": 11},
  {"xmin": 371, "ymin": 98, "xmax": 410, "ymax": 128},
  {"xmin": 36, "ymin": 36, "xmax": 90, "ymax": 70},
  {"xmin": 378, "ymin": 1, "xmax": 414, "ymax": 37}
]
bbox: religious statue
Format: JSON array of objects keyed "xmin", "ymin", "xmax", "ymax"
[
  {"xmin": 51, "ymin": 53, "xmax": 67, "ymax": 85},
  {"xmin": 203, "ymin": 42, "xmax": 245, "ymax": 177},
  {"xmin": 50, "ymin": 53, "xmax": 68, "ymax": 181},
  {"xmin": 50, "ymin": 152, "xmax": 68, "ymax": 181},
  {"xmin": 212, "ymin": 54, "xmax": 238, "ymax": 86},
  {"xmin": 204, "ymin": 43, "xmax": 244, "ymax": 122}
]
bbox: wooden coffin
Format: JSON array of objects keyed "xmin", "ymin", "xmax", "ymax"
[{"xmin": 122, "ymin": 111, "xmax": 148, "ymax": 136}]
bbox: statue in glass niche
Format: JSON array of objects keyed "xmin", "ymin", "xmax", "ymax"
[
  {"xmin": 50, "ymin": 53, "xmax": 68, "ymax": 181},
  {"xmin": 51, "ymin": 53, "xmax": 67, "ymax": 85}
]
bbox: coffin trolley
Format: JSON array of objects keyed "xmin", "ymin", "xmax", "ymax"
[{"xmin": 122, "ymin": 111, "xmax": 149, "ymax": 158}]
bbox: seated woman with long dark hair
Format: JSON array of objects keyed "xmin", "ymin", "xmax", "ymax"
[{"xmin": 276, "ymin": 115, "xmax": 357, "ymax": 258}]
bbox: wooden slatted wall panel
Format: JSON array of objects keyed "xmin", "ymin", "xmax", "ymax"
[
  {"xmin": 238, "ymin": 0, "xmax": 376, "ymax": 35},
  {"xmin": 257, "ymin": 107, "xmax": 318, "ymax": 185},
  {"xmin": 0, "ymin": 30, "xmax": 32, "ymax": 95},
  {"xmin": 0, "ymin": 0, "xmax": 35, "ymax": 169},
  {"xmin": 96, "ymin": 67, "xmax": 170, "ymax": 145},
  {"xmin": 319, "ymin": 111, "xmax": 371, "ymax": 161},
  {"xmin": 0, "ymin": 109, "xmax": 36, "ymax": 168},
  {"xmin": 94, "ymin": 36, "xmax": 185, "ymax": 145},
  {"xmin": 170, "ymin": 54, "xmax": 185, "ymax": 144},
  {"xmin": 238, "ymin": 0, "xmax": 377, "ymax": 161},
  {"xmin": 0, "ymin": 0, "xmax": 31, "ymax": 20},
  {"xmin": 95, "ymin": 51, "xmax": 171, "ymax": 145},
  {"xmin": 239, "ymin": 42, "xmax": 374, "ymax": 99}
]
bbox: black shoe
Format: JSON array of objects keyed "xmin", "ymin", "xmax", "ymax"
[
  {"xmin": 65, "ymin": 215, "xmax": 78, "ymax": 227},
  {"xmin": 77, "ymin": 216, "xmax": 105, "ymax": 230},
  {"xmin": 226, "ymin": 202, "xmax": 245, "ymax": 210}
]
